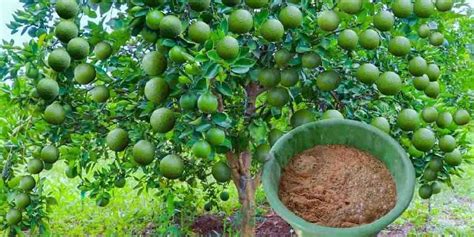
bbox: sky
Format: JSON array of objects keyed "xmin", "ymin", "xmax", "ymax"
[{"xmin": 1, "ymin": 0, "xmax": 473, "ymax": 44}]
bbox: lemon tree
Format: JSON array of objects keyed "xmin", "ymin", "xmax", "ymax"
[{"xmin": 0, "ymin": 0, "xmax": 473, "ymax": 235}]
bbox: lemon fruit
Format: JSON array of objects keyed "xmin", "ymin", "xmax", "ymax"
[
  {"xmin": 255, "ymin": 144, "xmax": 270, "ymax": 162},
  {"xmin": 220, "ymin": 191, "xmax": 230, "ymax": 201},
  {"xmin": 397, "ymin": 108, "xmax": 420, "ymax": 131},
  {"xmin": 216, "ymin": 36, "xmax": 240, "ymax": 60},
  {"xmin": 150, "ymin": 108, "xmax": 176, "ymax": 133},
  {"xmin": 356, "ymin": 63, "xmax": 379, "ymax": 84},
  {"xmin": 431, "ymin": 181, "xmax": 442, "ymax": 194},
  {"xmin": 291, "ymin": 109, "xmax": 315, "ymax": 127},
  {"xmin": 258, "ymin": 68, "xmax": 281, "ymax": 88},
  {"xmin": 169, "ymin": 46, "xmax": 188, "ymax": 64},
  {"xmin": 423, "ymin": 168, "xmax": 437, "ymax": 181},
  {"xmin": 426, "ymin": 64, "xmax": 440, "ymax": 81},
  {"xmin": 359, "ymin": 29, "xmax": 380, "ymax": 50},
  {"xmin": 301, "ymin": 52, "xmax": 322, "ymax": 69},
  {"xmin": 206, "ymin": 128, "xmax": 226, "ymax": 146},
  {"xmin": 445, "ymin": 149, "xmax": 461, "ymax": 166},
  {"xmin": 55, "ymin": 0, "xmax": 79, "ymax": 19},
  {"xmin": 189, "ymin": 0, "xmax": 210, "ymax": 12},
  {"xmin": 260, "ymin": 19, "xmax": 284, "ymax": 42},
  {"xmin": 317, "ymin": 70, "xmax": 340, "ymax": 91},
  {"xmin": 74, "ymin": 63, "xmax": 96, "ymax": 84},
  {"xmin": 212, "ymin": 162, "xmax": 231, "ymax": 182},
  {"xmin": 146, "ymin": 10, "xmax": 164, "ymax": 30},
  {"xmin": 44, "ymin": 103, "xmax": 66, "ymax": 125},
  {"xmin": 338, "ymin": 29, "xmax": 358, "ymax": 50},
  {"xmin": 322, "ymin": 110, "xmax": 344, "ymax": 120},
  {"xmin": 268, "ymin": 128, "xmax": 284, "ymax": 146},
  {"xmin": 89, "ymin": 85, "xmax": 109, "ymax": 103},
  {"xmin": 188, "ymin": 21, "xmax": 211, "ymax": 43},
  {"xmin": 55, "ymin": 20, "xmax": 78, "ymax": 43},
  {"xmin": 414, "ymin": 0, "xmax": 435, "ymax": 18},
  {"xmin": 318, "ymin": 10, "xmax": 340, "ymax": 31},
  {"xmin": 436, "ymin": 111, "xmax": 453, "ymax": 128},
  {"xmin": 160, "ymin": 154, "xmax": 184, "ymax": 179},
  {"xmin": 274, "ymin": 49, "xmax": 292, "ymax": 68},
  {"xmin": 408, "ymin": 56, "xmax": 428, "ymax": 76},
  {"xmin": 67, "ymin": 37, "xmax": 90, "ymax": 60},
  {"xmin": 428, "ymin": 158, "xmax": 443, "ymax": 172},
  {"xmin": 141, "ymin": 27, "xmax": 158, "ymax": 43},
  {"xmin": 453, "ymin": 109, "xmax": 470, "ymax": 125},
  {"xmin": 192, "ymin": 140, "xmax": 211, "ymax": 158},
  {"xmin": 37, "ymin": 79, "xmax": 59, "ymax": 100},
  {"xmin": 41, "ymin": 145, "xmax": 59, "ymax": 163},
  {"xmin": 439, "ymin": 135, "xmax": 456, "ymax": 152},
  {"xmin": 429, "ymin": 32, "xmax": 444, "ymax": 46},
  {"xmin": 179, "ymin": 93, "xmax": 197, "ymax": 110},
  {"xmin": 279, "ymin": 6, "xmax": 303, "ymax": 29},
  {"xmin": 245, "ymin": 0, "xmax": 268, "ymax": 9},
  {"xmin": 376, "ymin": 71, "xmax": 402, "ymax": 95},
  {"xmin": 435, "ymin": 0, "xmax": 453, "ymax": 12},
  {"xmin": 413, "ymin": 75, "xmax": 429, "ymax": 90},
  {"xmin": 27, "ymin": 158, "xmax": 44, "ymax": 174},
  {"xmin": 142, "ymin": 51, "xmax": 167, "ymax": 76},
  {"xmin": 48, "ymin": 48, "xmax": 71, "ymax": 72},
  {"xmin": 145, "ymin": 77, "xmax": 169, "ymax": 104},
  {"xmin": 19, "ymin": 175, "xmax": 36, "ymax": 192},
  {"xmin": 412, "ymin": 127, "xmax": 436, "ymax": 151},
  {"xmin": 280, "ymin": 69, "xmax": 299, "ymax": 87},
  {"xmin": 418, "ymin": 24, "xmax": 430, "ymax": 38},
  {"xmin": 6, "ymin": 209, "xmax": 22, "ymax": 226},
  {"xmin": 373, "ymin": 10, "xmax": 394, "ymax": 31},
  {"xmin": 160, "ymin": 15, "xmax": 182, "ymax": 38},
  {"xmin": 106, "ymin": 128, "xmax": 129, "ymax": 152},
  {"xmin": 388, "ymin": 36, "xmax": 411, "ymax": 56},
  {"xmin": 424, "ymin": 81, "xmax": 440, "ymax": 98},
  {"xmin": 338, "ymin": 0, "xmax": 362, "ymax": 14},
  {"xmin": 133, "ymin": 140, "xmax": 155, "ymax": 165},
  {"xmin": 371, "ymin": 117, "xmax": 390, "ymax": 133},
  {"xmin": 422, "ymin": 107, "xmax": 438, "ymax": 123},
  {"xmin": 223, "ymin": 0, "xmax": 240, "ymax": 6},
  {"xmin": 392, "ymin": 0, "xmax": 413, "ymax": 18},
  {"xmin": 198, "ymin": 93, "xmax": 218, "ymax": 113},
  {"xmin": 419, "ymin": 184, "xmax": 432, "ymax": 199},
  {"xmin": 94, "ymin": 42, "xmax": 113, "ymax": 60},
  {"xmin": 229, "ymin": 9, "xmax": 253, "ymax": 34},
  {"xmin": 15, "ymin": 193, "xmax": 31, "ymax": 210},
  {"xmin": 266, "ymin": 87, "xmax": 289, "ymax": 107}
]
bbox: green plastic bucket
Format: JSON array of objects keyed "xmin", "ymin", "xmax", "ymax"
[{"xmin": 262, "ymin": 119, "xmax": 415, "ymax": 237}]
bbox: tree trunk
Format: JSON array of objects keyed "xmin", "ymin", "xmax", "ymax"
[{"xmin": 226, "ymin": 151, "xmax": 260, "ymax": 236}]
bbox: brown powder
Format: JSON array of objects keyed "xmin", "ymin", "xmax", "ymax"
[{"xmin": 278, "ymin": 144, "xmax": 397, "ymax": 228}]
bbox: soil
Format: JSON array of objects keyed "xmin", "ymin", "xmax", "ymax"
[
  {"xmin": 256, "ymin": 212, "xmax": 294, "ymax": 236},
  {"xmin": 191, "ymin": 214, "xmax": 223, "ymax": 236},
  {"xmin": 278, "ymin": 144, "xmax": 397, "ymax": 228}
]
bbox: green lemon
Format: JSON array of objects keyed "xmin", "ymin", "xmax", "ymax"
[
  {"xmin": 260, "ymin": 19, "xmax": 284, "ymax": 42},
  {"xmin": 150, "ymin": 108, "xmax": 176, "ymax": 133},
  {"xmin": 431, "ymin": 181, "xmax": 442, "ymax": 194},
  {"xmin": 423, "ymin": 168, "xmax": 437, "ymax": 181},
  {"xmin": 412, "ymin": 127, "xmax": 436, "ymax": 152},
  {"xmin": 373, "ymin": 10, "xmax": 394, "ymax": 31},
  {"xmin": 179, "ymin": 93, "xmax": 197, "ymax": 110},
  {"xmin": 301, "ymin": 52, "xmax": 322, "ymax": 69},
  {"xmin": 318, "ymin": 10, "xmax": 339, "ymax": 31},
  {"xmin": 15, "ymin": 193, "xmax": 31, "ymax": 210},
  {"xmin": 89, "ymin": 85, "xmax": 109, "ymax": 103},
  {"xmin": 338, "ymin": 29, "xmax": 358, "ymax": 50},
  {"xmin": 74, "ymin": 63, "xmax": 96, "ymax": 84},
  {"xmin": 388, "ymin": 36, "xmax": 411, "ymax": 57},
  {"xmin": 216, "ymin": 36, "xmax": 240, "ymax": 60},
  {"xmin": 397, "ymin": 108, "xmax": 420, "ymax": 131},
  {"xmin": 106, "ymin": 128, "xmax": 129, "ymax": 152},
  {"xmin": 322, "ymin": 110, "xmax": 344, "ymax": 120},
  {"xmin": 37, "ymin": 79, "xmax": 59, "ymax": 100},
  {"xmin": 439, "ymin": 135, "xmax": 456, "ymax": 152},
  {"xmin": 19, "ymin": 175, "xmax": 36, "ymax": 192},
  {"xmin": 392, "ymin": 0, "xmax": 413, "ymax": 18},
  {"xmin": 453, "ymin": 109, "xmax": 470, "ymax": 125},
  {"xmin": 223, "ymin": 0, "xmax": 240, "ymax": 6},
  {"xmin": 145, "ymin": 77, "xmax": 169, "ymax": 104},
  {"xmin": 44, "ymin": 103, "xmax": 66, "ymax": 125},
  {"xmin": 414, "ymin": 0, "xmax": 435, "ymax": 18},
  {"xmin": 427, "ymin": 158, "xmax": 443, "ymax": 172},
  {"xmin": 356, "ymin": 63, "xmax": 379, "ymax": 84},
  {"xmin": 371, "ymin": 117, "xmax": 390, "ymax": 133},
  {"xmin": 274, "ymin": 49, "xmax": 292, "ymax": 68},
  {"xmin": 436, "ymin": 111, "xmax": 453, "ymax": 128},
  {"xmin": 206, "ymin": 128, "xmax": 226, "ymax": 146},
  {"xmin": 419, "ymin": 184, "xmax": 432, "ymax": 199},
  {"xmin": 146, "ymin": 10, "xmax": 164, "ymax": 30},
  {"xmin": 445, "ymin": 149, "xmax": 461, "ymax": 166},
  {"xmin": 418, "ymin": 24, "xmax": 430, "ymax": 38},
  {"xmin": 258, "ymin": 68, "xmax": 281, "ymax": 88},
  {"xmin": 192, "ymin": 140, "xmax": 211, "ymax": 158},
  {"xmin": 245, "ymin": 0, "xmax": 268, "ymax": 9},
  {"xmin": 424, "ymin": 81, "xmax": 440, "ymax": 98},
  {"xmin": 376, "ymin": 71, "xmax": 402, "ymax": 95},
  {"xmin": 291, "ymin": 109, "xmax": 315, "ymax": 127},
  {"xmin": 280, "ymin": 68, "xmax": 299, "ymax": 87},
  {"xmin": 212, "ymin": 161, "xmax": 231, "ymax": 182},
  {"xmin": 114, "ymin": 177, "xmax": 126, "ymax": 188},
  {"xmin": 55, "ymin": 20, "xmax": 78, "ymax": 43},
  {"xmin": 279, "ymin": 6, "xmax": 303, "ymax": 28},
  {"xmin": 48, "ymin": 48, "xmax": 71, "ymax": 72},
  {"xmin": 55, "ymin": 0, "xmax": 79, "ymax": 19},
  {"xmin": 198, "ymin": 93, "xmax": 218, "ymax": 114},
  {"xmin": 133, "ymin": 140, "xmax": 155, "ymax": 165},
  {"xmin": 429, "ymin": 32, "xmax": 444, "ymax": 46},
  {"xmin": 359, "ymin": 29, "xmax": 380, "ymax": 50},
  {"xmin": 160, "ymin": 15, "xmax": 182, "ymax": 38},
  {"xmin": 189, "ymin": 0, "xmax": 210, "ymax": 11},
  {"xmin": 67, "ymin": 37, "xmax": 90, "ymax": 60},
  {"xmin": 220, "ymin": 191, "xmax": 230, "ymax": 201},
  {"xmin": 41, "ymin": 145, "xmax": 59, "ymax": 163},
  {"xmin": 6, "ymin": 209, "xmax": 22, "ymax": 226},
  {"xmin": 188, "ymin": 21, "xmax": 211, "ymax": 43},
  {"xmin": 268, "ymin": 129, "xmax": 284, "ymax": 146},
  {"xmin": 338, "ymin": 0, "xmax": 362, "ymax": 14},
  {"xmin": 408, "ymin": 56, "xmax": 428, "ymax": 76},
  {"xmin": 229, "ymin": 9, "xmax": 254, "ymax": 34},
  {"xmin": 255, "ymin": 144, "xmax": 270, "ymax": 162},
  {"xmin": 140, "ymin": 27, "xmax": 158, "ymax": 43},
  {"xmin": 169, "ymin": 46, "xmax": 188, "ymax": 64},
  {"xmin": 435, "ymin": 0, "xmax": 453, "ymax": 11},
  {"xmin": 413, "ymin": 75, "xmax": 430, "ymax": 91},
  {"xmin": 27, "ymin": 158, "xmax": 44, "ymax": 174},
  {"xmin": 317, "ymin": 70, "xmax": 341, "ymax": 91},
  {"xmin": 266, "ymin": 87, "xmax": 289, "ymax": 107},
  {"xmin": 142, "ymin": 51, "xmax": 167, "ymax": 76},
  {"xmin": 94, "ymin": 42, "xmax": 113, "ymax": 60},
  {"xmin": 422, "ymin": 107, "xmax": 438, "ymax": 123}
]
